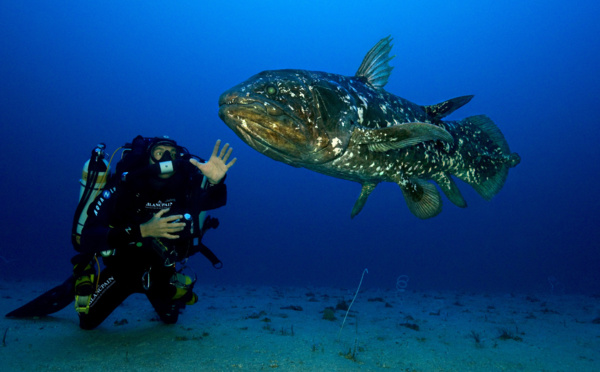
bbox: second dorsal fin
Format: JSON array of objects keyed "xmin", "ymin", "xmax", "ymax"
[{"xmin": 423, "ymin": 95, "xmax": 474, "ymax": 119}]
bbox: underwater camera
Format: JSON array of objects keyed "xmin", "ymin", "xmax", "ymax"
[{"xmin": 151, "ymin": 213, "xmax": 194, "ymax": 266}]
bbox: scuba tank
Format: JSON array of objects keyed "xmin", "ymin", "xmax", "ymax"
[
  {"xmin": 72, "ymin": 143, "xmax": 109, "ymax": 314},
  {"xmin": 71, "ymin": 143, "xmax": 109, "ymax": 249}
]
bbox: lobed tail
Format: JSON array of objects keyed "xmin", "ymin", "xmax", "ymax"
[{"xmin": 451, "ymin": 115, "xmax": 520, "ymax": 201}]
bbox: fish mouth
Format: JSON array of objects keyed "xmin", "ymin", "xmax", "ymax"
[{"xmin": 218, "ymin": 91, "xmax": 308, "ymax": 163}]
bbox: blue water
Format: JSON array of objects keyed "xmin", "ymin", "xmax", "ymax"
[{"xmin": 1, "ymin": 1, "xmax": 598, "ymax": 295}]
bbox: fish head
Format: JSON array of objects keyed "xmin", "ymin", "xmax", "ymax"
[{"xmin": 218, "ymin": 70, "xmax": 355, "ymax": 166}]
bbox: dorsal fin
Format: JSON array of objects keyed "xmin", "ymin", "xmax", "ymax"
[
  {"xmin": 355, "ymin": 36, "xmax": 395, "ymax": 89},
  {"xmin": 423, "ymin": 95, "xmax": 474, "ymax": 119}
]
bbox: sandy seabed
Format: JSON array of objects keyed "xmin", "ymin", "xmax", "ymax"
[{"xmin": 1, "ymin": 280, "xmax": 599, "ymax": 371}]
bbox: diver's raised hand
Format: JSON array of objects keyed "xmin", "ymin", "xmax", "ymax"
[
  {"xmin": 190, "ymin": 139, "xmax": 237, "ymax": 184},
  {"xmin": 140, "ymin": 209, "xmax": 185, "ymax": 239}
]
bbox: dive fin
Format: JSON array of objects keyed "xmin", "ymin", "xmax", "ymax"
[
  {"xmin": 5, "ymin": 276, "xmax": 74, "ymax": 318},
  {"xmin": 351, "ymin": 183, "xmax": 377, "ymax": 218},
  {"xmin": 398, "ymin": 178, "xmax": 442, "ymax": 219},
  {"xmin": 431, "ymin": 172, "xmax": 467, "ymax": 208},
  {"xmin": 423, "ymin": 95, "xmax": 474, "ymax": 120},
  {"xmin": 355, "ymin": 36, "xmax": 395, "ymax": 89},
  {"xmin": 351, "ymin": 122, "xmax": 454, "ymax": 152}
]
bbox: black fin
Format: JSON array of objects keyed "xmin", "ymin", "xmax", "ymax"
[
  {"xmin": 355, "ymin": 36, "xmax": 395, "ymax": 89},
  {"xmin": 5, "ymin": 276, "xmax": 74, "ymax": 318},
  {"xmin": 398, "ymin": 178, "xmax": 442, "ymax": 219},
  {"xmin": 423, "ymin": 95, "xmax": 474, "ymax": 119},
  {"xmin": 351, "ymin": 122, "xmax": 453, "ymax": 152},
  {"xmin": 431, "ymin": 172, "xmax": 467, "ymax": 208},
  {"xmin": 351, "ymin": 183, "xmax": 377, "ymax": 218}
]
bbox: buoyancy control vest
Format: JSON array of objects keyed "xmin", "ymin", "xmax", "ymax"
[{"xmin": 71, "ymin": 136, "xmax": 223, "ymax": 268}]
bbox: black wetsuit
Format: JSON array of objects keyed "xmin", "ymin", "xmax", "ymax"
[{"xmin": 75, "ymin": 167, "xmax": 226, "ymax": 330}]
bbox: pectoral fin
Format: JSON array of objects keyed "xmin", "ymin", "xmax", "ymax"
[{"xmin": 351, "ymin": 122, "xmax": 453, "ymax": 152}]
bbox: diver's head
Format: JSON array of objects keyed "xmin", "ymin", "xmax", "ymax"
[{"xmin": 148, "ymin": 137, "xmax": 181, "ymax": 179}]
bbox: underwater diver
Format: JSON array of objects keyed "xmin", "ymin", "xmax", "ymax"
[
  {"xmin": 6, "ymin": 136, "xmax": 236, "ymax": 329},
  {"xmin": 73, "ymin": 137, "xmax": 236, "ymax": 329}
]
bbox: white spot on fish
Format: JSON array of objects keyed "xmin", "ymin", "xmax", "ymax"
[
  {"xmin": 357, "ymin": 107, "xmax": 364, "ymax": 124},
  {"xmin": 358, "ymin": 95, "xmax": 369, "ymax": 108}
]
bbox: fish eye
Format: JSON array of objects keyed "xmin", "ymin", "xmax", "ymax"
[{"xmin": 266, "ymin": 85, "xmax": 278, "ymax": 95}]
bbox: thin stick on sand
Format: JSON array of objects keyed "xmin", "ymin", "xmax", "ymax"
[{"xmin": 337, "ymin": 268, "xmax": 368, "ymax": 340}]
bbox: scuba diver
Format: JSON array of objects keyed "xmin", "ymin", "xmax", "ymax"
[{"xmin": 6, "ymin": 136, "xmax": 236, "ymax": 330}]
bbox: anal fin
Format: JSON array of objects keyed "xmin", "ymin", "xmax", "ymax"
[{"xmin": 431, "ymin": 172, "xmax": 467, "ymax": 208}]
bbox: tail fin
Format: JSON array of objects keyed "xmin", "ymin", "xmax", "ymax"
[{"xmin": 452, "ymin": 115, "xmax": 520, "ymax": 200}]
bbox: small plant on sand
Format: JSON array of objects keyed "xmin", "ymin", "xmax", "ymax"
[
  {"xmin": 322, "ymin": 307, "xmax": 336, "ymax": 321},
  {"xmin": 336, "ymin": 300, "xmax": 349, "ymax": 311},
  {"xmin": 340, "ymin": 346, "xmax": 358, "ymax": 362},
  {"xmin": 339, "ymin": 338, "xmax": 364, "ymax": 363},
  {"xmin": 497, "ymin": 327, "xmax": 523, "ymax": 342},
  {"xmin": 469, "ymin": 330, "xmax": 484, "ymax": 348},
  {"xmin": 311, "ymin": 341, "xmax": 324, "ymax": 353},
  {"xmin": 399, "ymin": 322, "xmax": 419, "ymax": 331}
]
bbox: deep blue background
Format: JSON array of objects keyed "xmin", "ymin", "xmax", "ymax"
[{"xmin": 1, "ymin": 1, "xmax": 598, "ymax": 294}]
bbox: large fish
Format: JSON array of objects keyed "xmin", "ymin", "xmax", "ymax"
[{"xmin": 218, "ymin": 36, "xmax": 520, "ymax": 219}]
